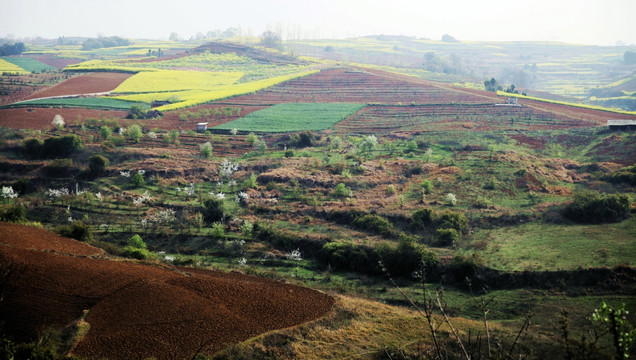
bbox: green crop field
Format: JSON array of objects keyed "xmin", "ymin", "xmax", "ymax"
[
  {"xmin": 213, "ymin": 102, "xmax": 365, "ymax": 132},
  {"xmin": 0, "ymin": 58, "xmax": 28, "ymax": 74},
  {"xmin": 1, "ymin": 57, "xmax": 57, "ymax": 73}
]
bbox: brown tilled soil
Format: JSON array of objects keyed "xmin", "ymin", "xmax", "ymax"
[
  {"xmin": 0, "ymin": 107, "xmax": 128, "ymax": 129},
  {"xmin": 22, "ymin": 72, "xmax": 133, "ymax": 100},
  {"xmin": 0, "ymin": 222, "xmax": 334, "ymax": 360}
]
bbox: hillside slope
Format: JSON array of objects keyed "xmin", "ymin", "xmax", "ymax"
[{"xmin": 0, "ymin": 222, "xmax": 334, "ymax": 360}]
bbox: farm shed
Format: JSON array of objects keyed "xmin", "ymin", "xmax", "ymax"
[
  {"xmin": 197, "ymin": 122, "xmax": 208, "ymax": 133},
  {"xmin": 607, "ymin": 120, "xmax": 636, "ymax": 130},
  {"xmin": 495, "ymin": 97, "xmax": 521, "ymax": 107}
]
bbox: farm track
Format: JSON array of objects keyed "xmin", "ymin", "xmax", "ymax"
[{"xmin": 0, "ymin": 222, "xmax": 334, "ymax": 360}]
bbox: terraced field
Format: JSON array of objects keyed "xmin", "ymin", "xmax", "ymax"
[{"xmin": 220, "ymin": 67, "xmax": 497, "ymax": 105}]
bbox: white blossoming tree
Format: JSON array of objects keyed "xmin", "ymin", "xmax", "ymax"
[{"xmin": 52, "ymin": 114, "xmax": 65, "ymax": 131}]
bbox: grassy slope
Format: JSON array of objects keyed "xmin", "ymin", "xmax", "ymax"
[{"xmin": 465, "ymin": 217, "xmax": 636, "ymax": 271}]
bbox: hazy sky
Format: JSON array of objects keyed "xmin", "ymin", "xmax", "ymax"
[{"xmin": 1, "ymin": 0, "xmax": 635, "ymax": 45}]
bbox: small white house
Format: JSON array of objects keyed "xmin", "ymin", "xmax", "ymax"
[
  {"xmin": 196, "ymin": 122, "xmax": 208, "ymax": 133},
  {"xmin": 607, "ymin": 120, "xmax": 636, "ymax": 130}
]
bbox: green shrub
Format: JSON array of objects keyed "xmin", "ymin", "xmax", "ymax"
[
  {"xmin": 42, "ymin": 135, "xmax": 82, "ymax": 158},
  {"xmin": 284, "ymin": 149, "xmax": 294, "ymax": 158},
  {"xmin": 23, "ymin": 138, "xmax": 43, "ymax": 158},
  {"xmin": 563, "ymin": 191, "xmax": 630, "ymax": 223},
  {"xmin": 318, "ymin": 241, "xmax": 379, "ymax": 274},
  {"xmin": 472, "ymin": 196, "xmax": 491, "ymax": 209},
  {"xmin": 123, "ymin": 246, "xmax": 150, "ymax": 260},
  {"xmin": 606, "ymin": 165, "xmax": 636, "ymax": 185},
  {"xmin": 130, "ymin": 173, "xmax": 145, "ymax": 187},
  {"xmin": 0, "ymin": 204, "xmax": 26, "ymax": 222},
  {"xmin": 127, "ymin": 234, "xmax": 146, "ymax": 249},
  {"xmin": 211, "ymin": 222, "xmax": 225, "ymax": 237},
  {"xmin": 88, "ymin": 155, "xmax": 109, "ymax": 176},
  {"xmin": 289, "ymin": 131, "xmax": 315, "ymax": 148},
  {"xmin": 435, "ymin": 228, "xmax": 460, "ymax": 246},
  {"xmin": 99, "ymin": 125, "xmax": 112, "ymax": 140},
  {"xmin": 200, "ymin": 142, "xmax": 213, "ymax": 159},
  {"xmin": 411, "ymin": 208, "xmax": 434, "ymax": 230},
  {"xmin": 202, "ymin": 198, "xmax": 225, "ymax": 223},
  {"xmin": 434, "ymin": 209, "xmax": 468, "ymax": 234},
  {"xmin": 352, "ymin": 214, "xmax": 395, "ymax": 237},
  {"xmin": 375, "ymin": 235, "xmax": 438, "ymax": 277},
  {"xmin": 127, "ymin": 124, "xmax": 142, "ymax": 143},
  {"xmin": 244, "ymin": 173, "xmax": 257, "ymax": 188},
  {"xmin": 54, "ymin": 221, "xmax": 92, "ymax": 242},
  {"xmin": 111, "ymin": 135, "xmax": 126, "ymax": 147},
  {"xmin": 246, "ymin": 132, "xmax": 258, "ymax": 146},
  {"xmin": 420, "ymin": 179, "xmax": 433, "ymax": 194},
  {"xmin": 332, "ymin": 183, "xmax": 352, "ymax": 198},
  {"xmin": 42, "ymin": 159, "xmax": 76, "ymax": 178}
]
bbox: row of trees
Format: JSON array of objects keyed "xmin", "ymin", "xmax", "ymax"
[
  {"xmin": 81, "ymin": 36, "xmax": 130, "ymax": 50},
  {"xmin": 0, "ymin": 42, "xmax": 25, "ymax": 56}
]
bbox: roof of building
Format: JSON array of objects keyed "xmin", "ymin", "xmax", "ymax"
[{"xmin": 607, "ymin": 120, "xmax": 636, "ymax": 126}]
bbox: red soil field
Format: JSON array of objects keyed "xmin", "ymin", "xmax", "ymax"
[
  {"xmin": 21, "ymin": 72, "xmax": 133, "ymax": 101},
  {"xmin": 0, "ymin": 107, "xmax": 128, "ymax": 129},
  {"xmin": 0, "ymin": 222, "xmax": 334, "ymax": 360},
  {"xmin": 221, "ymin": 67, "xmax": 496, "ymax": 106},
  {"xmin": 25, "ymin": 54, "xmax": 83, "ymax": 69}
]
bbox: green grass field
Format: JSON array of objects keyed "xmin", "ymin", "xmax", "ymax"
[
  {"xmin": 213, "ymin": 103, "xmax": 365, "ymax": 132},
  {"xmin": 1, "ymin": 57, "xmax": 57, "ymax": 73},
  {"xmin": 465, "ymin": 217, "xmax": 636, "ymax": 271}
]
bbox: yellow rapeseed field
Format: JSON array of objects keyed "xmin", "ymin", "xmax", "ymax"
[
  {"xmin": 112, "ymin": 70, "xmax": 244, "ymax": 93},
  {"xmin": 0, "ymin": 59, "xmax": 28, "ymax": 74},
  {"xmin": 155, "ymin": 70, "xmax": 319, "ymax": 111}
]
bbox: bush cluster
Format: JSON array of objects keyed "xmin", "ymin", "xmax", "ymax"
[
  {"xmin": 54, "ymin": 221, "xmax": 92, "ymax": 242},
  {"xmin": 605, "ymin": 165, "xmax": 636, "ymax": 186},
  {"xmin": 0, "ymin": 204, "xmax": 26, "ymax": 222},
  {"xmin": 352, "ymin": 214, "xmax": 396, "ymax": 237},
  {"xmin": 123, "ymin": 234, "xmax": 150, "ymax": 260},
  {"xmin": 289, "ymin": 131, "xmax": 315, "ymax": 148},
  {"xmin": 202, "ymin": 198, "xmax": 225, "ymax": 223},
  {"xmin": 410, "ymin": 208, "xmax": 468, "ymax": 246},
  {"xmin": 318, "ymin": 235, "xmax": 438, "ymax": 277},
  {"xmin": 42, "ymin": 159, "xmax": 77, "ymax": 178},
  {"xmin": 253, "ymin": 223, "xmax": 327, "ymax": 257},
  {"xmin": 563, "ymin": 191, "xmax": 630, "ymax": 223},
  {"xmin": 23, "ymin": 135, "xmax": 82, "ymax": 159}
]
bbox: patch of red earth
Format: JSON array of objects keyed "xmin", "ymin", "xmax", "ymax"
[
  {"xmin": 21, "ymin": 72, "xmax": 133, "ymax": 101},
  {"xmin": 219, "ymin": 67, "xmax": 495, "ymax": 105},
  {"xmin": 522, "ymin": 99, "xmax": 636, "ymax": 124},
  {"xmin": 0, "ymin": 108, "xmax": 128, "ymax": 129},
  {"xmin": 0, "ymin": 222, "xmax": 334, "ymax": 360},
  {"xmin": 24, "ymin": 55, "xmax": 83, "ymax": 69},
  {"xmin": 148, "ymin": 104, "xmax": 268, "ymax": 131},
  {"xmin": 510, "ymin": 134, "xmax": 547, "ymax": 150}
]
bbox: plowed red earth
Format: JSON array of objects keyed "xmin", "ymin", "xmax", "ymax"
[
  {"xmin": 21, "ymin": 72, "xmax": 133, "ymax": 101},
  {"xmin": 0, "ymin": 107, "xmax": 128, "ymax": 129},
  {"xmin": 0, "ymin": 222, "xmax": 334, "ymax": 359}
]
